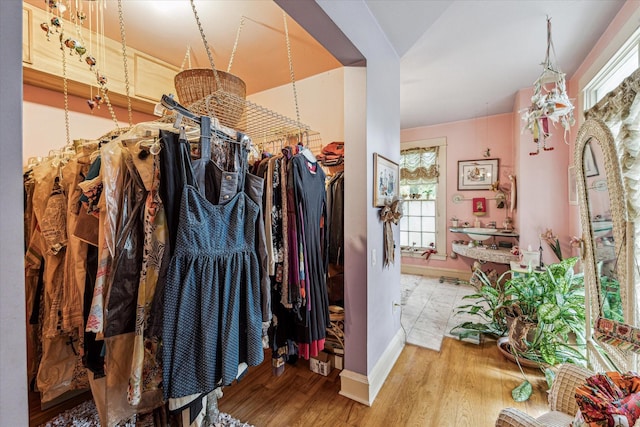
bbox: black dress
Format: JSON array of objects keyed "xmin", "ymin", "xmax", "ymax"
[{"xmin": 291, "ymin": 153, "xmax": 331, "ymax": 358}]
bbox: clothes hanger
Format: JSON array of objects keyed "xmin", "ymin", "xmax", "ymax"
[
  {"xmin": 161, "ymin": 94, "xmax": 245, "ymax": 148},
  {"xmin": 296, "ymin": 131, "xmax": 316, "ymax": 163}
]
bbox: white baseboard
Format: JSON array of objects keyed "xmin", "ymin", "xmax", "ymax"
[
  {"xmin": 401, "ymin": 264, "xmax": 471, "ymax": 281},
  {"xmin": 339, "ymin": 329, "xmax": 404, "ymax": 406}
]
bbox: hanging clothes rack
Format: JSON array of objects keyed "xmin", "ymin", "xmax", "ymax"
[
  {"xmin": 159, "ymin": 93, "xmax": 323, "ymax": 153},
  {"xmin": 158, "ymin": 1, "xmax": 323, "ymax": 155}
]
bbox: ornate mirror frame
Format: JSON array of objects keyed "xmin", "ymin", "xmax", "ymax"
[
  {"xmin": 576, "ymin": 68, "xmax": 640, "ymax": 372},
  {"xmin": 575, "ymin": 118, "xmax": 633, "ymax": 372}
]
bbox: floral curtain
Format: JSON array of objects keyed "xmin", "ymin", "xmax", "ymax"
[{"xmin": 399, "ymin": 147, "xmax": 439, "ymax": 185}]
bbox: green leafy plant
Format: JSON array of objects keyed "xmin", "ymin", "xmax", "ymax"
[
  {"xmin": 600, "ymin": 274, "xmax": 623, "ymax": 322},
  {"xmin": 505, "ymin": 257, "xmax": 587, "ymax": 401},
  {"xmin": 541, "ymin": 228, "xmax": 563, "ymax": 261},
  {"xmin": 505, "ymin": 257, "xmax": 586, "ymax": 366},
  {"xmin": 449, "ymin": 268, "xmax": 510, "ymax": 340},
  {"xmin": 450, "ymin": 257, "xmax": 587, "ymax": 402}
]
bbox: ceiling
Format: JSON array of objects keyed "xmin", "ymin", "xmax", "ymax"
[{"xmin": 25, "ymin": 0, "xmax": 627, "ymax": 129}]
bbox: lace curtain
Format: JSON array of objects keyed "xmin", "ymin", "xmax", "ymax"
[
  {"xmin": 400, "ymin": 147, "xmax": 439, "ymax": 185},
  {"xmin": 585, "ymin": 67, "xmax": 640, "ymax": 336}
]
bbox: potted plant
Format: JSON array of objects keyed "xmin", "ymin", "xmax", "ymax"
[
  {"xmin": 450, "ymin": 216, "xmax": 459, "ymax": 227},
  {"xmin": 504, "ymin": 257, "xmax": 586, "ymax": 362},
  {"xmin": 502, "ymin": 257, "xmax": 587, "ymax": 401},
  {"xmin": 450, "ymin": 257, "xmax": 587, "ymax": 401}
]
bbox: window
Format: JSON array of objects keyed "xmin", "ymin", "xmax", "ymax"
[
  {"xmin": 399, "ymin": 139, "xmax": 447, "ymax": 260},
  {"xmin": 584, "ymin": 26, "xmax": 640, "ymax": 110}
]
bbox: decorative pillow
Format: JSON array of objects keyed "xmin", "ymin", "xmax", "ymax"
[{"xmin": 575, "ymin": 372, "xmax": 640, "ymax": 426}]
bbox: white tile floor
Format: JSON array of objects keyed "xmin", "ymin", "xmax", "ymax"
[{"xmin": 400, "ymin": 274, "xmax": 477, "ymax": 351}]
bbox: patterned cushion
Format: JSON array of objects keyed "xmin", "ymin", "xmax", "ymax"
[{"xmin": 575, "ymin": 372, "xmax": 640, "ymax": 426}]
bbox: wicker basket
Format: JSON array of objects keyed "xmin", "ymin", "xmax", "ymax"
[{"xmin": 174, "ymin": 68, "xmax": 247, "ymax": 128}]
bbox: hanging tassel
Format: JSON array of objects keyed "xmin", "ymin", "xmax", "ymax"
[
  {"xmin": 542, "ymin": 117, "xmax": 554, "ymax": 151},
  {"xmin": 530, "ymin": 120, "xmax": 540, "ymax": 155}
]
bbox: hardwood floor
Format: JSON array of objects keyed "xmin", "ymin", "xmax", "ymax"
[
  {"xmin": 29, "ymin": 338, "xmax": 550, "ymax": 426},
  {"xmin": 219, "ymin": 337, "xmax": 550, "ymax": 427}
]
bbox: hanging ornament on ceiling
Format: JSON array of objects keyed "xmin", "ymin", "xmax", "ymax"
[
  {"xmin": 50, "ymin": 16, "xmax": 61, "ymax": 32},
  {"xmin": 96, "ymin": 73, "xmax": 107, "ymax": 86},
  {"xmin": 76, "ymin": 11, "xmax": 87, "ymax": 24},
  {"xmin": 75, "ymin": 44, "xmax": 87, "ymax": 58},
  {"xmin": 40, "ymin": 22, "xmax": 52, "ymax": 40},
  {"xmin": 47, "ymin": 0, "xmax": 66, "ymax": 14},
  {"xmin": 64, "ymin": 38, "xmax": 76, "ymax": 50},
  {"xmin": 38, "ymin": 0, "xmax": 118, "ymax": 116},
  {"xmin": 520, "ymin": 16, "xmax": 575, "ymax": 156},
  {"xmin": 85, "ymin": 55, "xmax": 96, "ymax": 70}
]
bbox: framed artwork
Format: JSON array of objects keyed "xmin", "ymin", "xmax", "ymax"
[
  {"xmin": 373, "ymin": 153, "xmax": 399, "ymax": 207},
  {"xmin": 473, "ymin": 197, "xmax": 487, "ymax": 216},
  {"xmin": 568, "ymin": 166, "xmax": 578, "ymax": 205},
  {"xmin": 584, "ymin": 143, "xmax": 599, "ymax": 177},
  {"xmin": 457, "ymin": 158, "xmax": 499, "ymax": 191}
]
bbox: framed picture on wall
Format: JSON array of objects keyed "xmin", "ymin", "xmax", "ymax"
[
  {"xmin": 457, "ymin": 158, "xmax": 499, "ymax": 191},
  {"xmin": 373, "ymin": 153, "xmax": 399, "ymax": 207}
]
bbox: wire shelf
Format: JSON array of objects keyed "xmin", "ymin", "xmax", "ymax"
[{"xmin": 159, "ymin": 90, "xmax": 323, "ymax": 155}]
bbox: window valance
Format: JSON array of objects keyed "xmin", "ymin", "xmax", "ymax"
[{"xmin": 400, "ymin": 147, "xmax": 439, "ymax": 185}]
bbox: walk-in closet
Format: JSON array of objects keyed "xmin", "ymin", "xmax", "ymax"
[{"xmin": 19, "ymin": 1, "xmax": 347, "ymax": 425}]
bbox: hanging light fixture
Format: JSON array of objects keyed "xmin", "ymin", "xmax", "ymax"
[{"xmin": 521, "ymin": 16, "xmax": 575, "ymax": 155}]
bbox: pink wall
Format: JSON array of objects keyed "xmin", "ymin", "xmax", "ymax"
[
  {"xmin": 401, "ymin": 113, "xmax": 516, "ymax": 273},
  {"xmin": 399, "ymin": 0, "xmax": 640, "ymax": 276},
  {"xmin": 513, "ymin": 87, "xmax": 572, "ymax": 265}
]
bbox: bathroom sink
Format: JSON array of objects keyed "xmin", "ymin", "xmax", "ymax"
[
  {"xmin": 462, "ymin": 227, "xmax": 498, "ymax": 241},
  {"xmin": 592, "ymin": 220, "xmax": 613, "ymax": 237}
]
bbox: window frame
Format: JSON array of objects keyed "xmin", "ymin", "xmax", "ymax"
[
  {"xmin": 400, "ymin": 137, "xmax": 447, "ymax": 261},
  {"xmin": 582, "ymin": 26, "xmax": 640, "ymax": 112}
]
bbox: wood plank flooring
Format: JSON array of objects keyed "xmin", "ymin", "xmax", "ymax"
[
  {"xmin": 218, "ymin": 337, "xmax": 550, "ymax": 427},
  {"xmin": 29, "ymin": 337, "xmax": 551, "ymax": 426}
]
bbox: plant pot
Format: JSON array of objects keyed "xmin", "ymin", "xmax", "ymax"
[
  {"xmin": 496, "ymin": 337, "xmax": 540, "ymax": 369},
  {"xmin": 451, "ymin": 220, "xmax": 459, "ymax": 227}
]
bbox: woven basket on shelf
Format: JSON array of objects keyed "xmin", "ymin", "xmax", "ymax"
[{"xmin": 174, "ymin": 68, "xmax": 247, "ymax": 128}]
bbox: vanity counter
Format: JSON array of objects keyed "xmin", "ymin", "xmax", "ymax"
[
  {"xmin": 452, "ymin": 243, "xmax": 519, "ymax": 265},
  {"xmin": 449, "ymin": 227, "xmax": 519, "ymax": 238}
]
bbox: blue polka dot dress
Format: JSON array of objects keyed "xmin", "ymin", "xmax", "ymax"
[{"xmin": 162, "ymin": 142, "xmax": 264, "ymax": 401}]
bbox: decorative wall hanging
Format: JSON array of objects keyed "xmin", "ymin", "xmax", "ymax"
[
  {"xmin": 521, "ymin": 17, "xmax": 575, "ymax": 155},
  {"xmin": 374, "ymin": 153, "xmax": 399, "ymax": 207},
  {"xmin": 472, "ymin": 198, "xmax": 486, "ymax": 216},
  {"xmin": 379, "ymin": 198, "xmax": 403, "ymax": 267},
  {"xmin": 457, "ymin": 158, "xmax": 499, "ymax": 191}
]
